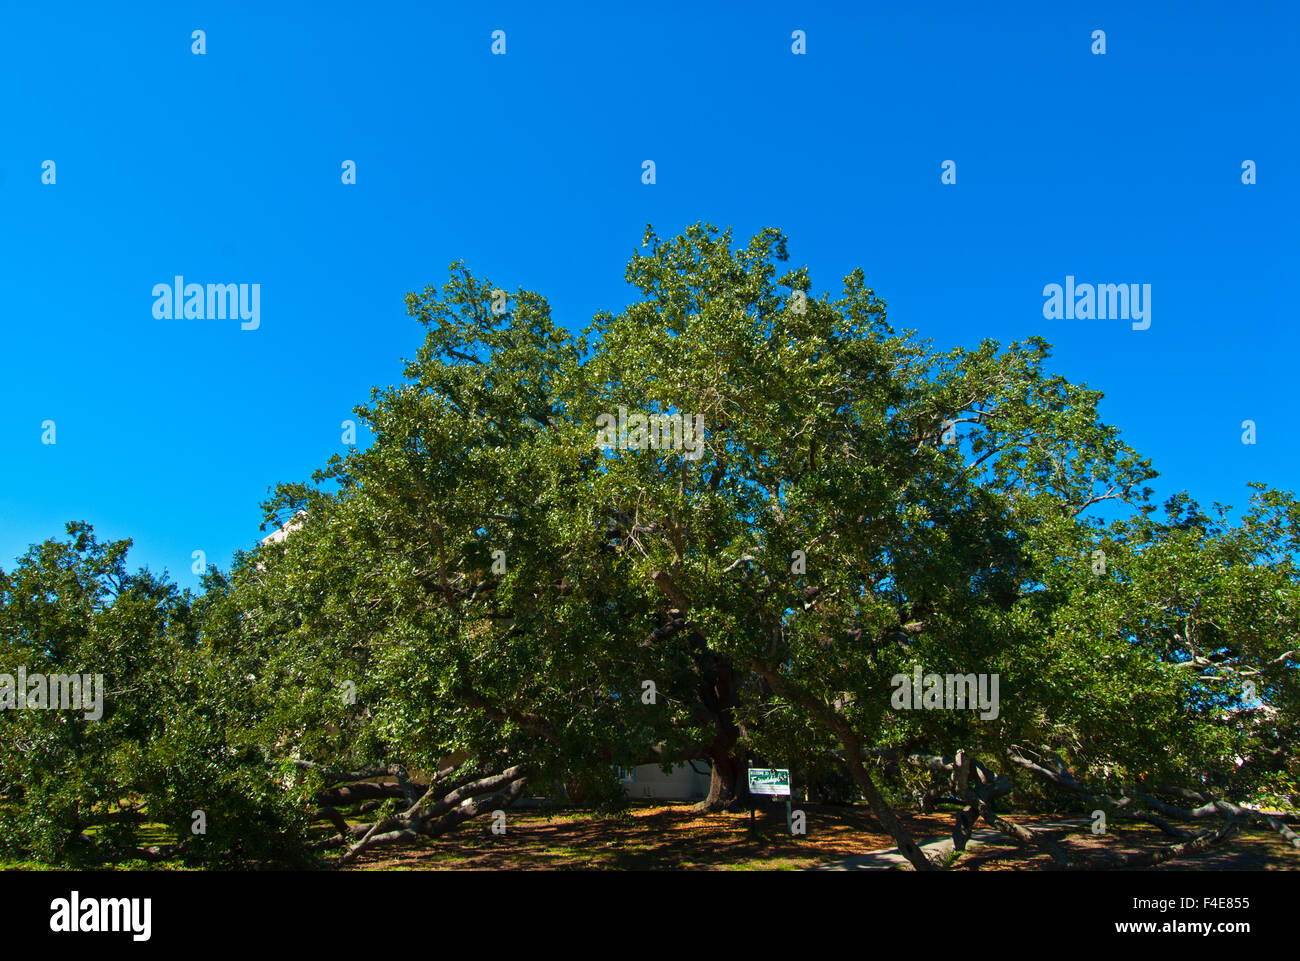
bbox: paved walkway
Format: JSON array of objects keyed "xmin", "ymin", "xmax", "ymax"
[{"xmin": 808, "ymin": 819, "xmax": 1090, "ymax": 870}]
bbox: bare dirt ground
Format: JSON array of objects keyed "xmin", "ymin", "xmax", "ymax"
[{"xmin": 346, "ymin": 802, "xmax": 1300, "ymax": 871}]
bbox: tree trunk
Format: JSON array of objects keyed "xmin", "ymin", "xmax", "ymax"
[
  {"xmin": 840, "ymin": 737, "xmax": 937, "ymax": 871},
  {"xmin": 696, "ymin": 746, "xmax": 749, "ymax": 813},
  {"xmin": 743, "ymin": 655, "xmax": 937, "ymax": 871},
  {"xmin": 692, "ymin": 653, "xmax": 749, "ymax": 813}
]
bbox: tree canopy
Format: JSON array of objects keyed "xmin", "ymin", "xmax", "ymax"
[{"xmin": 2, "ymin": 224, "xmax": 1296, "ymax": 868}]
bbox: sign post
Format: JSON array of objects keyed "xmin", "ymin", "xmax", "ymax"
[{"xmin": 747, "ymin": 767, "xmax": 792, "ymax": 832}]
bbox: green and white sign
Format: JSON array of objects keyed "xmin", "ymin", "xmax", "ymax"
[{"xmin": 748, "ymin": 767, "xmax": 791, "ymax": 796}]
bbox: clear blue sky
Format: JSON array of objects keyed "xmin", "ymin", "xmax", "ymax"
[{"xmin": 1, "ymin": 1, "xmax": 1296, "ymax": 591}]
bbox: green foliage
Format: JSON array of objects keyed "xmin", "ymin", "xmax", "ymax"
[
  {"xmin": 3, "ymin": 225, "xmax": 1296, "ymax": 868},
  {"xmin": 0, "ymin": 525, "xmax": 316, "ymax": 866}
]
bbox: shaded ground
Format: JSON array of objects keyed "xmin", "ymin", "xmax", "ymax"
[
  {"xmin": 3, "ymin": 801, "xmax": 1291, "ymax": 871},
  {"xmin": 952, "ymin": 817, "xmax": 1297, "ymax": 871},
  {"xmin": 346, "ymin": 802, "xmax": 1300, "ymax": 871}
]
